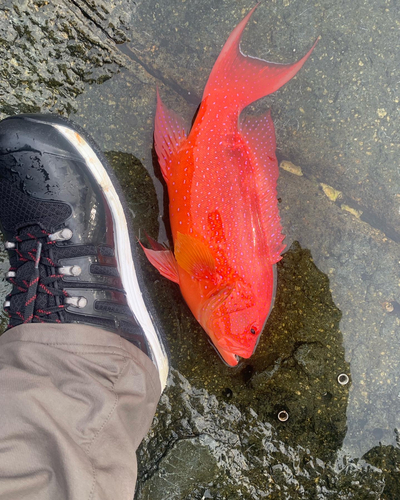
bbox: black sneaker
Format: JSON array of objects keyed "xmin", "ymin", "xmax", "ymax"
[{"xmin": 0, "ymin": 113, "xmax": 168, "ymax": 389}]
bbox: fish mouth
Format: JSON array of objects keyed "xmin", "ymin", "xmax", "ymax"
[
  {"xmin": 207, "ymin": 338, "xmax": 241, "ymax": 367},
  {"xmin": 207, "ymin": 336, "xmax": 259, "ymax": 366},
  {"xmin": 205, "ymin": 327, "xmax": 258, "ymax": 366}
]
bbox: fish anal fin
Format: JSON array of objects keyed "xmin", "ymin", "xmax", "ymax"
[
  {"xmin": 240, "ymin": 112, "xmax": 286, "ymax": 264},
  {"xmin": 174, "ymin": 232, "xmax": 216, "ymax": 282},
  {"xmin": 140, "ymin": 241, "xmax": 180, "ymax": 284},
  {"xmin": 154, "ymin": 90, "xmax": 187, "ymax": 182}
]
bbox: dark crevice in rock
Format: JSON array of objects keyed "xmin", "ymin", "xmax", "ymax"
[
  {"xmin": 68, "ymin": 0, "xmax": 118, "ymax": 44},
  {"xmin": 118, "ymin": 43, "xmax": 201, "ymax": 105}
]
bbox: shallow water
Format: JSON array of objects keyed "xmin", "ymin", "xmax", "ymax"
[{"xmin": 0, "ymin": 0, "xmax": 399, "ymax": 498}]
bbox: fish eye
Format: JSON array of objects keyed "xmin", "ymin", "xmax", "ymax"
[{"xmin": 250, "ymin": 327, "xmax": 256, "ymax": 335}]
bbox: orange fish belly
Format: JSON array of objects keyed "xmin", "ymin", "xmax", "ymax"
[{"xmin": 143, "ymin": 5, "xmax": 318, "ymax": 366}]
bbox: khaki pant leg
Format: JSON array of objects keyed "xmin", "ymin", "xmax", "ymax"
[{"xmin": 0, "ymin": 323, "xmax": 161, "ymax": 500}]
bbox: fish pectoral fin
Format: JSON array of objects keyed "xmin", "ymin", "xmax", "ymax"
[
  {"xmin": 154, "ymin": 89, "xmax": 187, "ymax": 183},
  {"xmin": 140, "ymin": 240, "xmax": 180, "ymax": 284},
  {"xmin": 174, "ymin": 232, "xmax": 217, "ymax": 281}
]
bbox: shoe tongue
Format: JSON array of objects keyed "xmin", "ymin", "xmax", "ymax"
[{"xmin": 0, "ymin": 177, "xmax": 72, "ymax": 236}]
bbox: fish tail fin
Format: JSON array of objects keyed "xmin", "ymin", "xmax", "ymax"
[{"xmin": 203, "ymin": 5, "xmax": 318, "ymax": 112}]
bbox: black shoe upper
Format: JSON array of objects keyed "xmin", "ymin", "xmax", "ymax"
[{"xmin": 0, "ymin": 114, "xmax": 151, "ymax": 356}]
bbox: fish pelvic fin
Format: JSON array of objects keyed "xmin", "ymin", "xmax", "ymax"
[
  {"xmin": 202, "ymin": 5, "xmax": 319, "ymax": 113},
  {"xmin": 140, "ymin": 238, "xmax": 180, "ymax": 284},
  {"xmin": 154, "ymin": 89, "xmax": 187, "ymax": 182}
]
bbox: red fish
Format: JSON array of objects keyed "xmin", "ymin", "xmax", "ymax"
[{"xmin": 142, "ymin": 5, "xmax": 317, "ymax": 366}]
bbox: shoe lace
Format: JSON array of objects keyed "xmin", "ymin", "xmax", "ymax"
[{"xmin": 4, "ymin": 226, "xmax": 69, "ymax": 328}]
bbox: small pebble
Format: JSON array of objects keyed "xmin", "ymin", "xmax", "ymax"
[
  {"xmin": 341, "ymin": 204, "xmax": 362, "ymax": 218},
  {"xmin": 320, "ymin": 183, "xmax": 342, "ymax": 202},
  {"xmin": 280, "ymin": 160, "xmax": 303, "ymax": 176}
]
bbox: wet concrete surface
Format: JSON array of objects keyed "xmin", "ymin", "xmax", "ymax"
[{"xmin": 0, "ymin": 0, "xmax": 399, "ymax": 498}]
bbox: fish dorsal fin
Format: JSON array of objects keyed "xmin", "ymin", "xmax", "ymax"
[
  {"xmin": 239, "ymin": 111, "xmax": 286, "ymax": 264},
  {"xmin": 174, "ymin": 232, "xmax": 216, "ymax": 281},
  {"xmin": 140, "ymin": 239, "xmax": 180, "ymax": 284},
  {"xmin": 154, "ymin": 90, "xmax": 187, "ymax": 183}
]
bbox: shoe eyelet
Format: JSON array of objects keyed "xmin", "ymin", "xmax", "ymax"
[
  {"xmin": 48, "ymin": 228, "xmax": 73, "ymax": 242},
  {"xmin": 3, "ymin": 300, "xmax": 10, "ymax": 310},
  {"xmin": 5, "ymin": 241, "xmax": 16, "ymax": 249},
  {"xmin": 65, "ymin": 296, "xmax": 87, "ymax": 308},
  {"xmin": 5, "ymin": 271, "xmax": 16, "ymax": 278}
]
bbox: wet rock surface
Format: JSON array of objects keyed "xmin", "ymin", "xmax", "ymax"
[
  {"xmin": 136, "ymin": 370, "xmax": 384, "ymax": 499},
  {"xmin": 0, "ymin": 0, "xmax": 148, "ymax": 116},
  {"xmin": 0, "ymin": 0, "xmax": 399, "ymax": 498}
]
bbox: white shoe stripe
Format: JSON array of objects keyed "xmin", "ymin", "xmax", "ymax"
[{"xmin": 53, "ymin": 124, "xmax": 169, "ymax": 390}]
